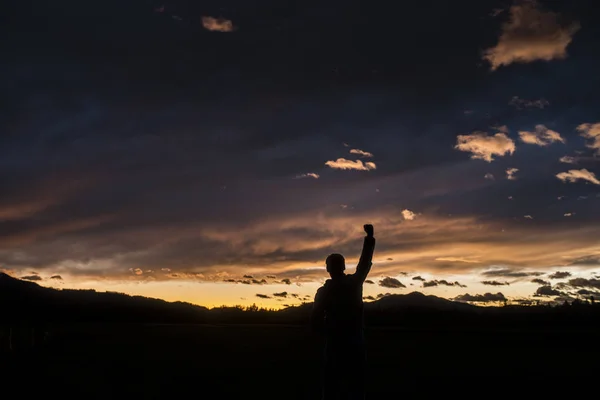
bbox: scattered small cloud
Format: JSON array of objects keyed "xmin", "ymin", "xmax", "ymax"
[
  {"xmin": 564, "ymin": 213, "xmax": 573, "ymax": 217},
  {"xmin": 524, "ymin": 215, "xmax": 533, "ymax": 219},
  {"xmin": 255, "ymin": 294, "xmax": 271, "ymax": 299},
  {"xmin": 454, "ymin": 292, "xmax": 506, "ymax": 303},
  {"xmin": 401, "ymin": 209, "xmax": 416, "ymax": 220},
  {"xmin": 280, "ymin": 279, "xmax": 292, "ymax": 285},
  {"xmin": 549, "ymin": 271, "xmax": 571, "ymax": 279},
  {"xmin": 482, "ymin": 268, "xmax": 544, "ymax": 278},
  {"xmin": 556, "ymin": 169, "xmax": 600, "ymax": 185},
  {"xmin": 294, "ymin": 173, "xmax": 320, "ymax": 179},
  {"xmin": 567, "ymin": 278, "xmax": 600, "ymax": 290},
  {"xmin": 509, "ymin": 96, "xmax": 549, "ymax": 110},
  {"xmin": 21, "ymin": 275, "xmax": 42, "ymax": 281},
  {"xmin": 576, "ymin": 123, "xmax": 600, "ymax": 154},
  {"xmin": 50, "ymin": 275, "xmax": 63, "ymax": 280},
  {"xmin": 325, "ymin": 158, "xmax": 376, "ymax": 171},
  {"xmin": 201, "ymin": 16, "xmax": 235, "ymax": 32},
  {"xmin": 484, "ymin": 173, "xmax": 495, "ymax": 180},
  {"xmin": 535, "ymin": 285, "xmax": 563, "ymax": 296},
  {"xmin": 412, "ymin": 276, "xmax": 425, "ymax": 281},
  {"xmin": 379, "ymin": 277, "xmax": 406, "ymax": 289},
  {"xmin": 559, "ymin": 156, "xmax": 577, "ymax": 164},
  {"xmin": 482, "ymin": 1, "xmax": 580, "ymax": 70},
  {"xmin": 518, "ymin": 125, "xmax": 564, "ymax": 146},
  {"xmin": 531, "ymin": 278, "xmax": 550, "ymax": 285},
  {"xmin": 455, "ymin": 132, "xmax": 515, "ymax": 162},
  {"xmin": 273, "ymin": 292, "xmax": 288, "ymax": 298},
  {"xmin": 506, "ymin": 168, "xmax": 519, "ymax": 180},
  {"xmin": 349, "ymin": 148, "xmax": 373, "ymax": 158},
  {"xmin": 423, "ymin": 280, "xmax": 467, "ymax": 288},
  {"xmin": 481, "ymin": 280, "xmax": 510, "ymax": 286},
  {"xmin": 365, "ymin": 280, "xmax": 374, "ymax": 284}
]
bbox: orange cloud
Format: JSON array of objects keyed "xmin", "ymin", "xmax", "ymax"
[
  {"xmin": 518, "ymin": 124, "xmax": 565, "ymax": 146},
  {"xmin": 201, "ymin": 16, "xmax": 235, "ymax": 32},
  {"xmin": 556, "ymin": 169, "xmax": 600, "ymax": 185},
  {"xmin": 455, "ymin": 131, "xmax": 515, "ymax": 162},
  {"xmin": 349, "ymin": 148, "xmax": 373, "ymax": 158},
  {"xmin": 483, "ymin": 1, "xmax": 580, "ymax": 70},
  {"xmin": 325, "ymin": 158, "xmax": 376, "ymax": 171},
  {"xmin": 576, "ymin": 123, "xmax": 600, "ymax": 154}
]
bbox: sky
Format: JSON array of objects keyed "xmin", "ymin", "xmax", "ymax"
[{"xmin": 2, "ymin": 0, "xmax": 600, "ymax": 308}]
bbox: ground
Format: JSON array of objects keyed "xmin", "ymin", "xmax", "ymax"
[{"xmin": 1, "ymin": 324, "xmax": 598, "ymax": 398}]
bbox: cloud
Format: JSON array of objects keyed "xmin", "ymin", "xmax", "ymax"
[
  {"xmin": 576, "ymin": 123, "xmax": 600, "ymax": 154},
  {"xmin": 481, "ymin": 280, "xmax": 510, "ymax": 286},
  {"xmin": 401, "ymin": 209, "xmax": 416, "ymax": 220},
  {"xmin": 454, "ymin": 132, "xmax": 515, "ymax": 162},
  {"xmin": 255, "ymin": 294, "xmax": 271, "ymax": 299},
  {"xmin": 548, "ymin": 271, "xmax": 571, "ymax": 279},
  {"xmin": 484, "ymin": 173, "xmax": 495, "ymax": 180},
  {"xmin": 482, "ymin": 1, "xmax": 580, "ymax": 70},
  {"xmin": 412, "ymin": 276, "xmax": 425, "ymax": 281},
  {"xmin": 379, "ymin": 277, "xmax": 406, "ymax": 288},
  {"xmin": 531, "ymin": 278, "xmax": 550, "ymax": 285},
  {"xmin": 423, "ymin": 280, "xmax": 466, "ymax": 288},
  {"xmin": 534, "ymin": 285, "xmax": 563, "ymax": 296},
  {"xmin": 21, "ymin": 275, "xmax": 42, "ymax": 281},
  {"xmin": 454, "ymin": 292, "xmax": 506, "ymax": 303},
  {"xmin": 273, "ymin": 292, "xmax": 288, "ymax": 298},
  {"xmin": 325, "ymin": 158, "xmax": 376, "ymax": 171},
  {"xmin": 506, "ymin": 168, "xmax": 519, "ymax": 180},
  {"xmin": 563, "ymin": 213, "xmax": 573, "ymax": 217},
  {"xmin": 201, "ymin": 16, "xmax": 235, "ymax": 32},
  {"xmin": 524, "ymin": 215, "xmax": 533, "ymax": 219},
  {"xmin": 295, "ymin": 173, "xmax": 320, "ymax": 179},
  {"xmin": 518, "ymin": 125, "xmax": 565, "ymax": 146},
  {"xmin": 567, "ymin": 278, "xmax": 600, "ymax": 290},
  {"xmin": 559, "ymin": 156, "xmax": 577, "ymax": 164},
  {"xmin": 556, "ymin": 169, "xmax": 600, "ymax": 185},
  {"xmin": 50, "ymin": 275, "xmax": 63, "ymax": 280},
  {"xmin": 482, "ymin": 268, "xmax": 543, "ymax": 278},
  {"xmin": 349, "ymin": 149, "xmax": 373, "ymax": 158},
  {"xmin": 508, "ymin": 96, "xmax": 549, "ymax": 110},
  {"xmin": 365, "ymin": 280, "xmax": 374, "ymax": 284}
]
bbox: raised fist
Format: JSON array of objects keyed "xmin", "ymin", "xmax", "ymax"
[{"xmin": 363, "ymin": 224, "xmax": 374, "ymax": 237}]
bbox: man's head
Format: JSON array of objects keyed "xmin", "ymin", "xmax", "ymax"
[{"xmin": 326, "ymin": 253, "xmax": 345, "ymax": 277}]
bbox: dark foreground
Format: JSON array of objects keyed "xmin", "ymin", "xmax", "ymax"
[{"xmin": 2, "ymin": 324, "xmax": 598, "ymax": 398}]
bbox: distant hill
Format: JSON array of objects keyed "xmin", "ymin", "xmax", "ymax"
[
  {"xmin": 1, "ymin": 273, "xmax": 599, "ymax": 328},
  {"xmin": 365, "ymin": 292, "xmax": 478, "ymax": 312}
]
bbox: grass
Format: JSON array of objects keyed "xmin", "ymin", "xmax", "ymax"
[{"xmin": 2, "ymin": 323, "xmax": 598, "ymax": 398}]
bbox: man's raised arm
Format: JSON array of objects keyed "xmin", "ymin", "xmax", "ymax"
[{"xmin": 354, "ymin": 224, "xmax": 376, "ymax": 282}]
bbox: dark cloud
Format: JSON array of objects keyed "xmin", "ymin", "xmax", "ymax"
[
  {"xmin": 280, "ymin": 279, "xmax": 292, "ymax": 285},
  {"xmin": 363, "ymin": 295, "xmax": 376, "ymax": 301},
  {"xmin": 567, "ymin": 278, "xmax": 600, "ymax": 290},
  {"xmin": 50, "ymin": 275, "xmax": 63, "ymax": 280},
  {"xmin": 535, "ymin": 286, "xmax": 563, "ymax": 296},
  {"xmin": 531, "ymin": 278, "xmax": 550, "ymax": 286},
  {"xmin": 365, "ymin": 280, "xmax": 374, "ymax": 284},
  {"xmin": 21, "ymin": 275, "xmax": 42, "ymax": 281},
  {"xmin": 481, "ymin": 269, "xmax": 544, "ymax": 278},
  {"xmin": 243, "ymin": 275, "xmax": 254, "ymax": 279},
  {"xmin": 454, "ymin": 293, "xmax": 506, "ymax": 303},
  {"xmin": 481, "ymin": 280, "xmax": 509, "ymax": 286},
  {"xmin": 376, "ymin": 293, "xmax": 392, "ymax": 299},
  {"xmin": 255, "ymin": 294, "xmax": 271, "ymax": 299},
  {"xmin": 379, "ymin": 277, "xmax": 405, "ymax": 289},
  {"xmin": 548, "ymin": 271, "xmax": 572, "ymax": 279},
  {"xmin": 412, "ymin": 276, "xmax": 425, "ymax": 281},
  {"xmin": 423, "ymin": 280, "xmax": 466, "ymax": 288},
  {"xmin": 273, "ymin": 292, "xmax": 288, "ymax": 298}
]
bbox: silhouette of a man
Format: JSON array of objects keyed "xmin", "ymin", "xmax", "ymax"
[{"xmin": 311, "ymin": 224, "xmax": 376, "ymax": 400}]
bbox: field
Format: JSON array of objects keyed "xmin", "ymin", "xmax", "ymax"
[{"xmin": 2, "ymin": 324, "xmax": 598, "ymax": 398}]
